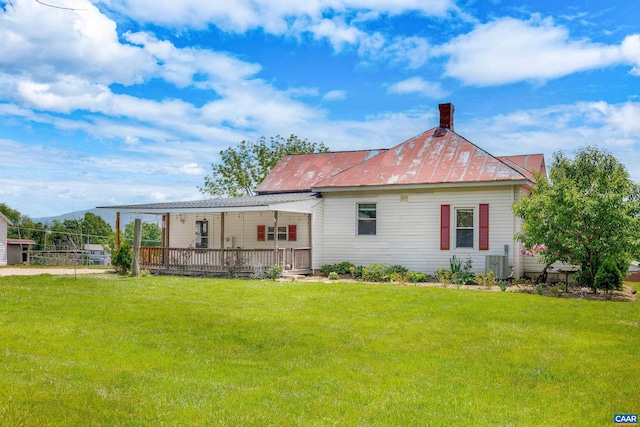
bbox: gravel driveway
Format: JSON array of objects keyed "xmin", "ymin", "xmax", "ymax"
[{"xmin": 0, "ymin": 267, "xmax": 112, "ymax": 276}]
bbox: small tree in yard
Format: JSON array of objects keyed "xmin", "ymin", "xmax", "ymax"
[
  {"xmin": 112, "ymin": 242, "xmax": 133, "ymax": 274},
  {"xmin": 513, "ymin": 146, "xmax": 640, "ymax": 293}
]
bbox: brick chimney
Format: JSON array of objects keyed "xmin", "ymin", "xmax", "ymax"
[{"xmin": 438, "ymin": 103, "xmax": 454, "ymax": 131}]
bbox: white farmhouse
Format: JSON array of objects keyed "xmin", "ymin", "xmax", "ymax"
[{"xmin": 99, "ymin": 103, "xmax": 546, "ymax": 278}]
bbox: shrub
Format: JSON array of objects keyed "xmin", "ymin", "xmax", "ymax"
[
  {"xmin": 435, "ymin": 268, "xmax": 454, "ymax": 284},
  {"xmin": 454, "ymin": 271, "xmax": 476, "ymax": 286},
  {"xmin": 388, "ymin": 265, "xmax": 409, "ymax": 275},
  {"xmin": 475, "ymin": 270, "xmax": 496, "ymax": 288},
  {"xmin": 437, "ymin": 256, "xmax": 475, "ymax": 286},
  {"xmin": 351, "ymin": 265, "xmax": 364, "ymax": 279},
  {"xmin": 321, "ymin": 261, "xmax": 355, "ymax": 277},
  {"xmin": 362, "ymin": 263, "xmax": 390, "ymax": 282},
  {"xmin": 112, "ymin": 243, "xmax": 133, "ymax": 274},
  {"xmin": 266, "ymin": 265, "xmax": 284, "ymax": 280},
  {"xmin": 389, "ymin": 272, "xmax": 408, "ymax": 282},
  {"xmin": 328, "ymin": 272, "xmax": 339, "ymax": 280},
  {"xmin": 406, "ymin": 272, "xmax": 430, "ymax": 283},
  {"xmin": 594, "ymin": 259, "xmax": 624, "ymax": 293}
]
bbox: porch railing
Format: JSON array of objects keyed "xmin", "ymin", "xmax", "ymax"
[{"xmin": 139, "ymin": 247, "xmax": 312, "ymax": 274}]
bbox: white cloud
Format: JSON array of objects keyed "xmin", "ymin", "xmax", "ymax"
[
  {"xmin": 460, "ymin": 101, "xmax": 640, "ymax": 184},
  {"xmin": 322, "ymin": 90, "xmax": 347, "ymax": 102},
  {"xmin": 95, "ymin": 0, "xmax": 455, "ymax": 31},
  {"xmin": 0, "ymin": 0, "xmax": 156, "ymax": 85},
  {"xmin": 437, "ymin": 16, "xmax": 639, "ymax": 86},
  {"xmin": 387, "ymin": 77, "xmax": 448, "ymax": 98}
]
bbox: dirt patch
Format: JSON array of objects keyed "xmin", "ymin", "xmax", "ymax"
[{"xmin": 0, "ymin": 267, "xmax": 112, "ymax": 277}]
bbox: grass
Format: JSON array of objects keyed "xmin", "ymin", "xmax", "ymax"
[{"xmin": 0, "ymin": 274, "xmax": 638, "ymax": 426}]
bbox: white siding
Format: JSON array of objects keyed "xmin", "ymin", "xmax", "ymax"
[
  {"xmin": 167, "ymin": 211, "xmax": 311, "ymax": 249},
  {"xmin": 320, "ymin": 186, "xmax": 521, "ymax": 275},
  {"xmin": 0, "ymin": 219, "xmax": 7, "ymax": 266}
]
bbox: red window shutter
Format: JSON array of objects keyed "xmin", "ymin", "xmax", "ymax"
[
  {"xmin": 288, "ymin": 225, "xmax": 297, "ymax": 241},
  {"xmin": 479, "ymin": 204, "xmax": 489, "ymax": 250},
  {"xmin": 257, "ymin": 225, "xmax": 266, "ymax": 241},
  {"xmin": 440, "ymin": 205, "xmax": 450, "ymax": 250}
]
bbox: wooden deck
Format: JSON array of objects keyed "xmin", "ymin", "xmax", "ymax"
[{"xmin": 139, "ymin": 246, "xmax": 312, "ymax": 276}]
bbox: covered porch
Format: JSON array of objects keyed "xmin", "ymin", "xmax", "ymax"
[
  {"xmin": 100, "ymin": 192, "xmax": 321, "ymax": 276},
  {"xmin": 138, "ymin": 246, "xmax": 311, "ymax": 276}
]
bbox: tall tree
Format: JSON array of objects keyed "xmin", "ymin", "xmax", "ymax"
[
  {"xmin": 0, "ymin": 203, "xmax": 47, "ymax": 248},
  {"xmin": 513, "ymin": 146, "xmax": 640, "ymax": 291},
  {"xmin": 200, "ymin": 134, "xmax": 329, "ymax": 197},
  {"xmin": 48, "ymin": 212, "xmax": 113, "ymax": 250}
]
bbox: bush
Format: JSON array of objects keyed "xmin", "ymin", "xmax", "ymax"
[
  {"xmin": 475, "ymin": 270, "xmax": 496, "ymax": 288},
  {"xmin": 388, "ymin": 265, "xmax": 409, "ymax": 275},
  {"xmin": 435, "ymin": 268, "xmax": 454, "ymax": 284},
  {"xmin": 436, "ymin": 256, "xmax": 475, "ymax": 285},
  {"xmin": 594, "ymin": 259, "xmax": 624, "ymax": 293},
  {"xmin": 321, "ymin": 261, "xmax": 355, "ymax": 277},
  {"xmin": 112, "ymin": 243, "xmax": 133, "ymax": 274},
  {"xmin": 406, "ymin": 272, "xmax": 430, "ymax": 283},
  {"xmin": 362, "ymin": 263, "xmax": 390, "ymax": 282},
  {"xmin": 266, "ymin": 265, "xmax": 284, "ymax": 280},
  {"xmin": 328, "ymin": 272, "xmax": 339, "ymax": 280}
]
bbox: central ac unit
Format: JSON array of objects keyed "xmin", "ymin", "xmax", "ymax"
[{"xmin": 485, "ymin": 255, "xmax": 509, "ymax": 280}]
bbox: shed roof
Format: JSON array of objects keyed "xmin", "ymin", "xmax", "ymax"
[
  {"xmin": 256, "ymin": 150, "xmax": 385, "ymax": 194},
  {"xmin": 7, "ymin": 239, "xmax": 36, "ymax": 245}
]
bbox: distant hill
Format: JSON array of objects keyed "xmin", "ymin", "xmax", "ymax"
[{"xmin": 34, "ymin": 209, "xmax": 160, "ymax": 229}]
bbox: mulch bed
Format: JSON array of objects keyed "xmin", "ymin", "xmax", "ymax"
[{"xmin": 283, "ymin": 275, "xmax": 637, "ymax": 302}]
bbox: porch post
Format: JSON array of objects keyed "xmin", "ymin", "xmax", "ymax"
[
  {"xmin": 115, "ymin": 212, "xmax": 120, "ymax": 250},
  {"xmin": 220, "ymin": 212, "xmax": 225, "ymax": 270},
  {"xmin": 273, "ymin": 210, "xmax": 279, "ymax": 266},
  {"xmin": 162, "ymin": 214, "xmax": 170, "ymax": 269},
  {"xmin": 308, "ymin": 213, "xmax": 313, "ymax": 273}
]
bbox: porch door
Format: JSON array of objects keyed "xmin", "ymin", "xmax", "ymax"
[{"xmin": 195, "ymin": 219, "xmax": 209, "ymax": 248}]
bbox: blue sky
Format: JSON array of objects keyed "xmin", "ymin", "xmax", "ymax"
[{"xmin": 1, "ymin": 0, "xmax": 639, "ymax": 218}]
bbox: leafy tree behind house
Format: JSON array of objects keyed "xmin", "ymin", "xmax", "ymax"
[
  {"xmin": 124, "ymin": 221, "xmax": 162, "ymax": 247},
  {"xmin": 199, "ymin": 134, "xmax": 329, "ymax": 197},
  {"xmin": 48, "ymin": 212, "xmax": 113, "ymax": 250},
  {"xmin": 513, "ymin": 146, "xmax": 640, "ymax": 292},
  {"xmin": 0, "ymin": 202, "xmax": 47, "ymax": 249}
]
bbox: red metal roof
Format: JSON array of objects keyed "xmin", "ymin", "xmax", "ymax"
[
  {"xmin": 497, "ymin": 154, "xmax": 546, "ymax": 182},
  {"xmin": 256, "ymin": 149, "xmax": 386, "ymax": 194},
  {"xmin": 314, "ymin": 127, "xmax": 531, "ymax": 189}
]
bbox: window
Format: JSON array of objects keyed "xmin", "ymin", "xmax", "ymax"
[
  {"xmin": 455, "ymin": 208, "xmax": 474, "ymax": 248},
  {"xmin": 267, "ymin": 226, "xmax": 288, "ymax": 241},
  {"xmin": 358, "ymin": 203, "xmax": 377, "ymax": 235},
  {"xmin": 257, "ymin": 225, "xmax": 297, "ymax": 242},
  {"xmin": 195, "ymin": 220, "xmax": 208, "ymax": 248}
]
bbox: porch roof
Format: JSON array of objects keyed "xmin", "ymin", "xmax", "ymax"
[{"xmin": 97, "ymin": 192, "xmax": 321, "ymax": 214}]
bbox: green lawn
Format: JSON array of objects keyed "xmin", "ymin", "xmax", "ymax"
[{"xmin": 0, "ymin": 274, "xmax": 638, "ymax": 426}]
